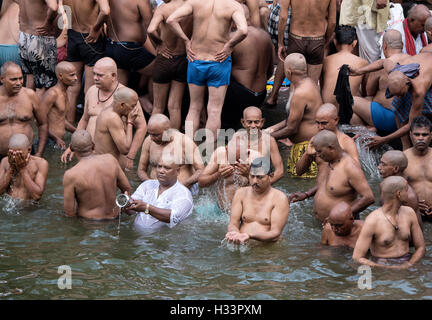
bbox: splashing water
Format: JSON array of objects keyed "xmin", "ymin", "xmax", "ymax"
[
  {"xmin": 1, "ymin": 194, "xmax": 25, "ymax": 216},
  {"xmin": 339, "ymin": 125, "xmax": 392, "ymax": 179}
]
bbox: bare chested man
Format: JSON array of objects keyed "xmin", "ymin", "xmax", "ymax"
[
  {"xmin": 63, "ymin": 0, "xmax": 110, "ymax": 122},
  {"xmin": 221, "ymin": 12, "xmax": 274, "ymax": 130},
  {"xmin": 17, "ymin": 0, "xmax": 58, "ymax": 98},
  {"xmin": 0, "ymin": 0, "xmax": 20, "ymax": 69},
  {"xmin": 106, "ymin": 0, "xmax": 154, "ymax": 86},
  {"xmin": 278, "ymin": 0, "xmax": 336, "ymax": 83},
  {"xmin": 0, "ymin": 62, "xmax": 48, "ymax": 157},
  {"xmin": 137, "ymin": 114, "xmax": 204, "ymax": 192},
  {"xmin": 40, "ymin": 61, "xmax": 77, "ymax": 149},
  {"xmin": 321, "ymin": 202, "xmax": 363, "ymax": 249},
  {"xmin": 353, "ymin": 176, "xmax": 425, "ymax": 269},
  {"xmin": 312, "ymin": 130, "xmax": 374, "ymax": 223},
  {"xmin": 167, "ymin": 0, "xmax": 248, "ymax": 140},
  {"xmin": 403, "ymin": 116, "xmax": 432, "ymax": 220},
  {"xmin": 93, "ymin": 87, "xmax": 139, "ymax": 168},
  {"xmin": 225, "ymin": 156, "xmax": 289, "ymax": 244},
  {"xmin": 63, "ymin": 130, "xmax": 132, "ymax": 220},
  {"xmin": 235, "ymin": 0, "xmax": 260, "ymax": 28},
  {"xmin": 267, "ymin": 53, "xmax": 321, "ymax": 178},
  {"xmin": 0, "ymin": 134, "xmax": 48, "ymax": 201},
  {"xmin": 366, "ymin": 52, "xmax": 432, "ymax": 149},
  {"xmin": 350, "ymin": 30, "xmax": 409, "ymax": 134},
  {"xmin": 378, "ymin": 150, "xmax": 422, "ymax": 226},
  {"xmin": 61, "ymin": 58, "xmax": 147, "ymax": 171},
  {"xmin": 321, "ymin": 26, "xmax": 368, "ymax": 117},
  {"xmin": 147, "ymin": 0, "xmax": 192, "ymax": 130},
  {"xmin": 290, "ymin": 103, "xmax": 360, "ymax": 202},
  {"xmin": 232, "ymin": 106, "xmax": 284, "ymax": 184},
  {"xmin": 198, "ymin": 135, "xmax": 261, "ymax": 213}
]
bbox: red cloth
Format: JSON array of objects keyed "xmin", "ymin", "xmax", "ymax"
[{"xmin": 403, "ymin": 18, "xmax": 427, "ymax": 56}]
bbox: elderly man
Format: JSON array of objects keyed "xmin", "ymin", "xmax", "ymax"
[
  {"xmin": 353, "ymin": 176, "xmax": 425, "ymax": 269},
  {"xmin": 278, "ymin": 0, "xmax": 336, "ymax": 83},
  {"xmin": 0, "ymin": 134, "xmax": 48, "ymax": 201},
  {"xmin": 385, "ymin": 4, "xmax": 431, "ymax": 56},
  {"xmin": 167, "ymin": 0, "xmax": 248, "ymax": 140},
  {"xmin": 321, "ymin": 202, "xmax": 364, "ymax": 249},
  {"xmin": 63, "ymin": 130, "xmax": 131, "ymax": 220},
  {"xmin": 93, "ymin": 87, "xmax": 139, "ymax": 168},
  {"xmin": 40, "ymin": 61, "xmax": 77, "ymax": 149},
  {"xmin": 63, "ymin": 0, "xmax": 111, "ymax": 122},
  {"xmin": 147, "ymin": 0, "xmax": 192, "ymax": 130},
  {"xmin": 367, "ymin": 52, "xmax": 432, "ymax": 149},
  {"xmin": 61, "ymin": 58, "xmax": 147, "ymax": 170},
  {"xmin": 403, "ymin": 116, "xmax": 432, "ymax": 220},
  {"xmin": 312, "ymin": 130, "xmax": 375, "ymax": 222},
  {"xmin": 125, "ymin": 154, "xmax": 194, "ymax": 230},
  {"xmin": 267, "ymin": 53, "xmax": 322, "ymax": 178},
  {"xmin": 137, "ymin": 114, "xmax": 204, "ymax": 192},
  {"xmin": 17, "ymin": 0, "xmax": 58, "ymax": 97},
  {"xmin": 225, "ymin": 157, "xmax": 289, "ymax": 244},
  {"xmin": 232, "ymin": 106, "xmax": 284, "ymax": 184},
  {"xmin": 0, "ymin": 62, "xmax": 48, "ymax": 158}
]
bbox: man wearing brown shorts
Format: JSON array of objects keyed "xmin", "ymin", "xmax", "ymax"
[{"xmin": 278, "ymin": 0, "xmax": 336, "ymax": 83}]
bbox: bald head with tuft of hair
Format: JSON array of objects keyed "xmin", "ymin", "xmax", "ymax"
[
  {"xmin": 383, "ymin": 30, "xmax": 403, "ymax": 49},
  {"xmin": 284, "ymin": 53, "xmax": 307, "ymax": 74},
  {"xmin": 8, "ymin": 133, "xmax": 30, "ymax": 150},
  {"xmin": 380, "ymin": 176, "xmax": 408, "ymax": 201},
  {"xmin": 312, "ymin": 129, "xmax": 340, "ymax": 149},
  {"xmin": 70, "ymin": 130, "xmax": 93, "ymax": 154}
]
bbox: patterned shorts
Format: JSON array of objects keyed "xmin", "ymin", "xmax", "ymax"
[
  {"xmin": 267, "ymin": 3, "xmax": 291, "ymax": 49},
  {"xmin": 18, "ymin": 31, "xmax": 57, "ymax": 89}
]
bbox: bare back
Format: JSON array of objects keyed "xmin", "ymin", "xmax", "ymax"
[
  {"xmin": 190, "ymin": 0, "xmax": 242, "ymax": 60},
  {"xmin": 231, "ymin": 26, "xmax": 273, "ymax": 92},
  {"xmin": 64, "ymin": 0, "xmax": 99, "ymax": 33},
  {"xmin": 64, "ymin": 154, "xmax": 123, "ymax": 219},
  {"xmin": 0, "ymin": 1, "xmax": 18, "ymax": 44},
  {"xmin": 18, "ymin": 0, "xmax": 51, "ymax": 34},
  {"xmin": 289, "ymin": 0, "xmax": 332, "ymax": 37},
  {"xmin": 107, "ymin": 0, "xmax": 150, "ymax": 43}
]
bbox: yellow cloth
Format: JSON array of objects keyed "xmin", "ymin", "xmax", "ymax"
[
  {"xmin": 287, "ymin": 141, "xmax": 317, "ymax": 179},
  {"xmin": 339, "ymin": 0, "xmax": 391, "ymax": 33}
]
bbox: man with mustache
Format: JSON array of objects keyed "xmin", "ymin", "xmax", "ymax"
[
  {"xmin": 225, "ymin": 157, "xmax": 289, "ymax": 244},
  {"xmin": 403, "ymin": 116, "xmax": 432, "ymax": 220}
]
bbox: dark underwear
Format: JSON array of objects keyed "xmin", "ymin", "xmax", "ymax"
[
  {"xmin": 286, "ymin": 33, "xmax": 325, "ymax": 65},
  {"xmin": 152, "ymin": 54, "xmax": 188, "ymax": 84},
  {"xmin": 105, "ymin": 38, "xmax": 155, "ymax": 71},
  {"xmin": 66, "ymin": 29, "xmax": 105, "ymax": 67},
  {"xmin": 221, "ymin": 79, "xmax": 267, "ymax": 130},
  {"xmin": 371, "ymin": 253, "xmax": 412, "ymax": 266}
]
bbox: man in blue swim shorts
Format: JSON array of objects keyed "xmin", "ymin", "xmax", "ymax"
[{"xmin": 167, "ymin": 0, "xmax": 248, "ymax": 141}]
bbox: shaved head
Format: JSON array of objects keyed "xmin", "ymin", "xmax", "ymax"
[
  {"xmin": 313, "ymin": 130, "xmax": 340, "ymax": 149},
  {"xmin": 148, "ymin": 113, "xmax": 171, "ymax": 131},
  {"xmin": 243, "ymin": 106, "xmax": 262, "ymax": 119},
  {"xmin": 426, "ymin": 16, "xmax": 432, "ymax": 32},
  {"xmin": 70, "ymin": 130, "xmax": 93, "ymax": 154},
  {"xmin": 316, "ymin": 103, "xmax": 338, "ymax": 119},
  {"xmin": 94, "ymin": 57, "xmax": 117, "ymax": 74},
  {"xmin": 0, "ymin": 61, "xmax": 21, "ymax": 76},
  {"xmin": 383, "ymin": 30, "xmax": 403, "ymax": 49},
  {"xmin": 388, "ymin": 71, "xmax": 410, "ymax": 96},
  {"xmin": 329, "ymin": 202, "xmax": 353, "ymax": 222},
  {"xmin": 113, "ymin": 87, "xmax": 138, "ymax": 105},
  {"xmin": 408, "ymin": 4, "xmax": 431, "ymax": 21},
  {"xmin": 8, "ymin": 134, "xmax": 30, "ymax": 150},
  {"xmin": 382, "ymin": 150, "xmax": 408, "ymax": 172},
  {"xmin": 284, "ymin": 53, "xmax": 307, "ymax": 74},
  {"xmin": 55, "ymin": 61, "xmax": 75, "ymax": 77},
  {"xmin": 380, "ymin": 176, "xmax": 408, "ymax": 200}
]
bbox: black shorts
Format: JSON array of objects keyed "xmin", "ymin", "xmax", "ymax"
[
  {"xmin": 105, "ymin": 38, "xmax": 155, "ymax": 71},
  {"xmin": 152, "ymin": 54, "xmax": 188, "ymax": 84},
  {"xmin": 221, "ymin": 80, "xmax": 267, "ymax": 130},
  {"xmin": 286, "ymin": 33, "xmax": 325, "ymax": 65},
  {"xmin": 66, "ymin": 29, "xmax": 106, "ymax": 67}
]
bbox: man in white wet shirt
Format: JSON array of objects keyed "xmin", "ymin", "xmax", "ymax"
[{"xmin": 125, "ymin": 154, "xmax": 193, "ymax": 229}]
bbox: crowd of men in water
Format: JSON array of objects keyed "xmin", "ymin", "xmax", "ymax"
[{"xmin": 0, "ymin": 0, "xmax": 432, "ymax": 270}]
